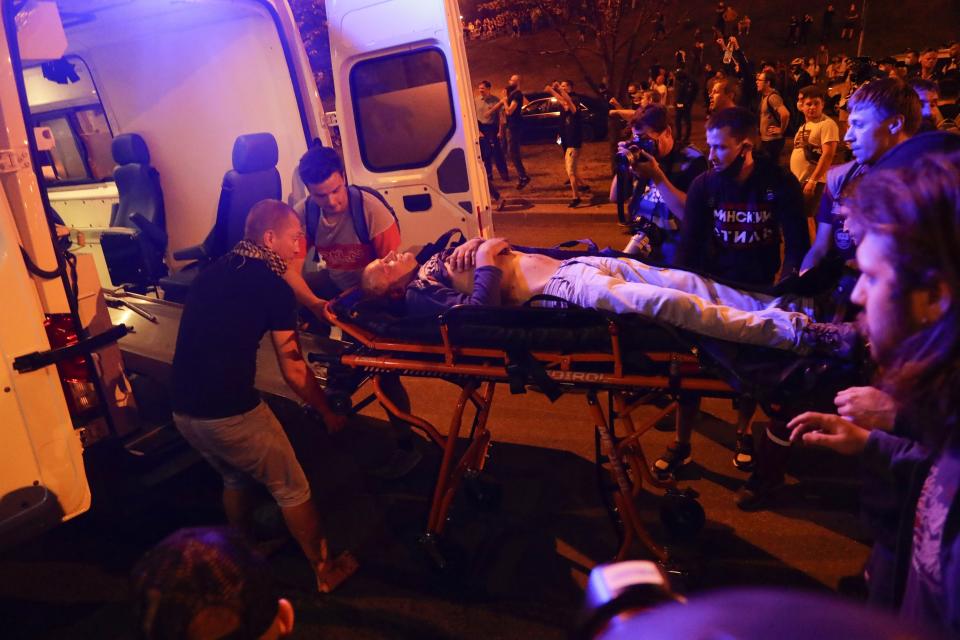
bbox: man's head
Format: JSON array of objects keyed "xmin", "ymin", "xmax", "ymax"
[
  {"xmin": 847, "ymin": 154, "xmax": 960, "ymax": 440},
  {"xmin": 705, "ymin": 107, "xmax": 754, "ymax": 172},
  {"xmin": 244, "ymin": 200, "xmax": 303, "ymax": 262},
  {"xmin": 298, "ymin": 146, "xmax": 349, "ymax": 216},
  {"xmin": 361, "ymin": 250, "xmax": 419, "ymax": 298},
  {"xmin": 755, "ymin": 70, "xmax": 775, "ymax": 94},
  {"xmin": 508, "ymin": 74, "xmax": 521, "ymax": 90},
  {"xmin": 478, "ymin": 80, "xmax": 492, "ymax": 97},
  {"xmin": 560, "ymin": 79, "xmax": 574, "ymax": 93},
  {"xmin": 709, "ymin": 77, "xmax": 740, "ymax": 112},
  {"xmin": 629, "ymin": 104, "xmax": 674, "ymax": 158},
  {"xmin": 910, "ymin": 78, "xmax": 942, "ymax": 131},
  {"xmin": 132, "ymin": 527, "xmax": 294, "ymax": 640},
  {"xmin": 904, "ymin": 48, "xmax": 918, "ymax": 66},
  {"xmin": 919, "ymin": 48, "xmax": 938, "ymax": 73},
  {"xmin": 798, "ymin": 84, "xmax": 827, "ymax": 120},
  {"xmin": 844, "ymin": 77, "xmax": 921, "ymax": 164}
]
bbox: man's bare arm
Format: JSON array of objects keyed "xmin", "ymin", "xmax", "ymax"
[
  {"xmin": 283, "ymin": 257, "xmax": 326, "ymax": 317},
  {"xmin": 271, "ymin": 329, "xmax": 346, "ymax": 432}
]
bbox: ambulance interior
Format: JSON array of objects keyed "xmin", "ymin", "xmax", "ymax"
[{"xmin": 17, "ymin": 0, "xmax": 316, "ymax": 289}]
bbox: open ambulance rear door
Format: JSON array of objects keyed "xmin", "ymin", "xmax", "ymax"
[{"xmin": 325, "ymin": 0, "xmax": 494, "ymax": 246}]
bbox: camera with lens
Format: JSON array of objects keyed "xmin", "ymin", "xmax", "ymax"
[{"xmin": 617, "ymin": 134, "xmax": 658, "ymax": 167}]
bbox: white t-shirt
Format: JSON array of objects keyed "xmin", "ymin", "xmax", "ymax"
[{"xmin": 789, "ymin": 115, "xmax": 840, "ymax": 183}]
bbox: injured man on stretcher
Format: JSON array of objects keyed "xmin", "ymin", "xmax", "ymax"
[{"xmin": 359, "ymin": 234, "xmax": 859, "ymax": 359}]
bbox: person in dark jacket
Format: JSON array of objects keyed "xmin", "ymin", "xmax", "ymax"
[{"xmin": 790, "ymin": 152, "xmax": 960, "ymax": 637}]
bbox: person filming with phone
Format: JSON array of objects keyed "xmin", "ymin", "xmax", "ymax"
[{"xmin": 609, "ymin": 105, "xmax": 706, "ymax": 264}]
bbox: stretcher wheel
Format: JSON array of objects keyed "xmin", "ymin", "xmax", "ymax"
[
  {"xmin": 463, "ymin": 472, "xmax": 502, "ymax": 512},
  {"xmin": 417, "ymin": 533, "xmax": 467, "ymax": 575},
  {"xmin": 659, "ymin": 488, "xmax": 705, "ymax": 541}
]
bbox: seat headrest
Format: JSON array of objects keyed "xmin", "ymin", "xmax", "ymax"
[
  {"xmin": 112, "ymin": 133, "xmax": 150, "ymax": 165},
  {"xmin": 232, "ymin": 133, "xmax": 279, "ymax": 173}
]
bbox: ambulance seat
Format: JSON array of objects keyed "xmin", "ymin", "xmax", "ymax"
[
  {"xmin": 159, "ymin": 133, "xmax": 281, "ymax": 302},
  {"xmin": 100, "ymin": 133, "xmax": 168, "ymax": 292}
]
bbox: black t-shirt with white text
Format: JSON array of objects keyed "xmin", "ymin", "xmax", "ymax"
[
  {"xmin": 679, "ymin": 158, "xmax": 809, "ymax": 286},
  {"xmin": 172, "ymin": 255, "xmax": 297, "ymax": 419}
]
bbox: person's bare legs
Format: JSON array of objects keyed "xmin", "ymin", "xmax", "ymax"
[
  {"xmin": 281, "ymin": 500, "xmax": 357, "ymax": 592},
  {"xmin": 223, "ymin": 485, "xmax": 257, "ymax": 535}
]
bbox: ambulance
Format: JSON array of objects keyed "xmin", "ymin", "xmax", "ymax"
[{"xmin": 1, "ymin": 0, "xmax": 489, "ymax": 544}]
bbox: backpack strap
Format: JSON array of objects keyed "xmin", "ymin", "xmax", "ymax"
[
  {"xmin": 347, "ymin": 185, "xmax": 372, "ymax": 245},
  {"xmin": 304, "ymin": 198, "xmax": 321, "ymax": 263}
]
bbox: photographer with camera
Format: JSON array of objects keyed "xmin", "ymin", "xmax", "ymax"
[{"xmin": 608, "ymin": 105, "xmax": 707, "ymax": 264}]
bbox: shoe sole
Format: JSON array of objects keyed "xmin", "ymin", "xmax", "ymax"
[{"xmin": 652, "ymin": 455, "xmax": 692, "ymax": 480}]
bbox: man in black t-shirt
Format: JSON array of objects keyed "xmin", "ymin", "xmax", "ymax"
[
  {"xmin": 502, "ymin": 73, "xmax": 530, "ymax": 189},
  {"xmin": 546, "ymin": 80, "xmax": 585, "ymax": 207},
  {"xmin": 608, "ymin": 105, "xmax": 707, "ymax": 265},
  {"xmin": 654, "ymin": 107, "xmax": 808, "ymax": 504},
  {"xmin": 172, "ymin": 199, "xmax": 355, "ymax": 593}
]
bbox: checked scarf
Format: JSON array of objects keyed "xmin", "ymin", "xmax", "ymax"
[{"xmin": 229, "ymin": 239, "xmax": 287, "ymax": 276}]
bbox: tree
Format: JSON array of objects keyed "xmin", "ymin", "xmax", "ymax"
[
  {"xmin": 539, "ymin": 0, "xmax": 675, "ymax": 117},
  {"xmin": 288, "ymin": 0, "xmax": 335, "ymax": 110}
]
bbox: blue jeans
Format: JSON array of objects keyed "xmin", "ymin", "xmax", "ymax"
[{"xmin": 541, "ymin": 257, "xmax": 814, "ymax": 351}]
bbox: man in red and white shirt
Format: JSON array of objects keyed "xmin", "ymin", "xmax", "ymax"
[
  {"xmin": 286, "ymin": 146, "xmax": 400, "ymax": 318},
  {"xmin": 286, "ymin": 146, "xmax": 418, "ymax": 479}
]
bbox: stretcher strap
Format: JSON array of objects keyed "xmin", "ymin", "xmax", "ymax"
[{"xmin": 505, "ymin": 348, "xmax": 563, "ymax": 402}]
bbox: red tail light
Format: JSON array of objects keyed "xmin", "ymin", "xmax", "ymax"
[{"xmin": 44, "ymin": 314, "xmax": 99, "ymax": 418}]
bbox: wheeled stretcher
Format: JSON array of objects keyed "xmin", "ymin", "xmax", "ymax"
[{"xmin": 308, "ymin": 283, "xmax": 864, "ymax": 564}]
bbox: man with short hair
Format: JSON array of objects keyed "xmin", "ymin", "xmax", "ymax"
[
  {"xmin": 911, "ymin": 78, "xmax": 957, "ymax": 132},
  {"xmin": 503, "ymin": 74, "xmax": 531, "ymax": 189},
  {"xmin": 790, "ymin": 84, "xmax": 840, "ymax": 219},
  {"xmin": 286, "ymin": 146, "xmax": 419, "ymax": 478},
  {"xmin": 914, "ymin": 47, "xmax": 941, "ymax": 82},
  {"xmin": 475, "ymin": 80, "xmax": 509, "ymax": 186},
  {"xmin": 546, "ymin": 80, "xmax": 586, "ymax": 207},
  {"xmin": 608, "ymin": 104, "xmax": 707, "ymax": 264},
  {"xmin": 132, "ymin": 527, "xmax": 295, "ymax": 640},
  {"xmin": 709, "ymin": 76, "xmax": 741, "ymax": 113},
  {"xmin": 660, "ymin": 106, "xmax": 809, "ymax": 495},
  {"xmin": 801, "ymin": 77, "xmax": 922, "ymax": 274},
  {"xmin": 756, "ymin": 70, "xmax": 791, "ymax": 162},
  {"xmin": 171, "ymin": 200, "xmax": 356, "ymax": 593}
]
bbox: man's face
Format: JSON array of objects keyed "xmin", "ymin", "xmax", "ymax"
[
  {"xmin": 709, "ymin": 83, "xmax": 725, "ymax": 110},
  {"xmin": 478, "ymin": 83, "xmax": 490, "ymax": 97},
  {"xmin": 916, "ymin": 88, "xmax": 939, "ymax": 119},
  {"xmin": 559, "ymin": 81, "xmax": 572, "ymax": 94},
  {"xmin": 306, "ymin": 171, "xmax": 349, "ymax": 216},
  {"xmin": 800, "ymin": 96, "xmax": 824, "ymax": 120},
  {"xmin": 844, "ymin": 104, "xmax": 898, "ymax": 165},
  {"xmin": 634, "ymin": 125, "xmax": 674, "ymax": 157},
  {"xmin": 373, "ymin": 250, "xmax": 418, "ymax": 292},
  {"xmin": 850, "ymin": 232, "xmax": 910, "ymax": 363},
  {"xmin": 706, "ymin": 126, "xmax": 746, "ymax": 171},
  {"xmin": 264, "ymin": 213, "xmax": 305, "ymax": 262},
  {"xmin": 509, "ymin": 74, "xmax": 520, "ymax": 88},
  {"xmin": 920, "ymin": 51, "xmax": 937, "ymax": 71},
  {"xmin": 755, "ymin": 74, "xmax": 767, "ymax": 92},
  {"xmin": 905, "ymin": 52, "xmax": 918, "ymax": 66}
]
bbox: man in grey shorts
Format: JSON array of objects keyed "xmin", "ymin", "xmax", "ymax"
[{"xmin": 171, "ymin": 199, "xmax": 356, "ymax": 593}]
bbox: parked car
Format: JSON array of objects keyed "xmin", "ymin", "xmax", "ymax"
[{"xmin": 519, "ymin": 92, "xmax": 608, "ymax": 143}]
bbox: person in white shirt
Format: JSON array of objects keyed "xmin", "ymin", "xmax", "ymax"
[{"xmin": 790, "ymin": 84, "xmax": 840, "ymax": 222}]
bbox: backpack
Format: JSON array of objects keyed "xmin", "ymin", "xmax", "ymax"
[{"xmin": 304, "ymin": 184, "xmax": 399, "ymax": 254}]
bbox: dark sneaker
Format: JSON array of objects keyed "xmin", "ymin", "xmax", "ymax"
[
  {"xmin": 568, "ymin": 197, "xmax": 581, "ymax": 208},
  {"xmin": 577, "ymin": 184, "xmax": 592, "ymax": 192},
  {"xmin": 800, "ymin": 322, "xmax": 862, "ymax": 360},
  {"xmin": 652, "ymin": 442, "xmax": 692, "ymax": 481},
  {"xmin": 368, "ymin": 447, "xmax": 422, "ymax": 480},
  {"xmin": 735, "ymin": 471, "xmax": 784, "ymax": 511},
  {"xmin": 517, "ymin": 176, "xmax": 531, "ymax": 190},
  {"xmin": 733, "ymin": 432, "xmax": 755, "ymax": 471}
]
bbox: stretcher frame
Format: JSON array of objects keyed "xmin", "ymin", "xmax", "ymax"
[{"xmin": 319, "ymin": 299, "xmax": 741, "ymax": 563}]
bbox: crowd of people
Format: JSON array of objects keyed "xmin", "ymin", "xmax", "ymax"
[{"xmin": 119, "ymin": 6, "xmax": 960, "ymax": 640}]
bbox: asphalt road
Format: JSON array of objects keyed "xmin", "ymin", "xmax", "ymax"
[{"xmin": 0, "ymin": 213, "xmax": 872, "ymax": 640}]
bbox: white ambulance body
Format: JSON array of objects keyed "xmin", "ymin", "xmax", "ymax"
[{"xmin": 1, "ymin": 0, "xmax": 488, "ymax": 543}]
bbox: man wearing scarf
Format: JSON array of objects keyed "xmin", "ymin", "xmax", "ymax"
[{"xmin": 171, "ymin": 199, "xmax": 356, "ymax": 593}]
